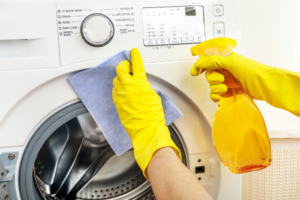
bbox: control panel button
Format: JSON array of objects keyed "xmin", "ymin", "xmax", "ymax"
[
  {"xmin": 194, "ymin": 36, "xmax": 205, "ymax": 43},
  {"xmin": 182, "ymin": 37, "xmax": 194, "ymax": 44},
  {"xmin": 144, "ymin": 39, "xmax": 157, "ymax": 46},
  {"xmin": 157, "ymin": 38, "xmax": 168, "ymax": 45},
  {"xmin": 212, "ymin": 5, "xmax": 224, "ymax": 16},
  {"xmin": 80, "ymin": 13, "xmax": 114, "ymax": 47},
  {"xmin": 214, "ymin": 22, "xmax": 225, "ymax": 38},
  {"xmin": 169, "ymin": 37, "xmax": 181, "ymax": 45}
]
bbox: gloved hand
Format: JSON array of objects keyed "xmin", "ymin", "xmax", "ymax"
[
  {"xmin": 190, "ymin": 52, "xmax": 300, "ymax": 117},
  {"xmin": 113, "ymin": 48, "xmax": 181, "ymax": 178}
]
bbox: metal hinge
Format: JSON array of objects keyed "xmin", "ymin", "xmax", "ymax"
[
  {"xmin": 0, "ymin": 182, "xmax": 10, "ymax": 200},
  {"xmin": 0, "ymin": 158, "xmax": 6, "ymax": 180},
  {"xmin": 0, "ymin": 158, "xmax": 11, "ymax": 200}
]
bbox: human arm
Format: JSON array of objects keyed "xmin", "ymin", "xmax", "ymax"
[
  {"xmin": 112, "ymin": 48, "xmax": 213, "ymax": 200},
  {"xmin": 147, "ymin": 147, "xmax": 213, "ymax": 200},
  {"xmin": 191, "ymin": 52, "xmax": 300, "ymax": 117}
]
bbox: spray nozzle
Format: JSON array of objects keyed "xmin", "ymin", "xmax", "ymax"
[{"xmin": 191, "ymin": 38, "xmax": 237, "ymax": 57}]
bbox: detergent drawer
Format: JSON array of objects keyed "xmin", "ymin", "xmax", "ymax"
[{"xmin": 0, "ymin": 0, "xmax": 60, "ymax": 70}]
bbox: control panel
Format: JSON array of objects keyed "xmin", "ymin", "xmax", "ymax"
[
  {"xmin": 56, "ymin": 7, "xmax": 136, "ymax": 41},
  {"xmin": 0, "ymin": 0, "xmax": 241, "ymax": 69},
  {"xmin": 54, "ymin": 0, "xmax": 241, "ymax": 67},
  {"xmin": 142, "ymin": 6, "xmax": 205, "ymax": 46},
  {"xmin": 57, "ymin": 9, "xmax": 91, "ymax": 37}
]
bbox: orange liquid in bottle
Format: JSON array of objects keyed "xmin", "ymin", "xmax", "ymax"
[{"xmin": 213, "ymin": 70, "xmax": 271, "ymax": 174}]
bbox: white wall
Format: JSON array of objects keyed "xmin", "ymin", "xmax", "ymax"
[{"xmin": 240, "ymin": 0, "xmax": 300, "ymax": 73}]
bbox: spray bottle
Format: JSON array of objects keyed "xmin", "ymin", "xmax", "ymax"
[{"xmin": 191, "ymin": 38, "xmax": 271, "ymax": 174}]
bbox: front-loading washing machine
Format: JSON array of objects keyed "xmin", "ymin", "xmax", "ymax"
[{"xmin": 0, "ymin": 0, "xmax": 243, "ymax": 199}]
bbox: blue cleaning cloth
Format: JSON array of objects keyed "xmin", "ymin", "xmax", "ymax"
[{"xmin": 68, "ymin": 50, "xmax": 183, "ymax": 156}]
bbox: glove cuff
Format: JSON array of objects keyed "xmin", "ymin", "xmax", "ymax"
[{"xmin": 132, "ymin": 126, "xmax": 182, "ymax": 179}]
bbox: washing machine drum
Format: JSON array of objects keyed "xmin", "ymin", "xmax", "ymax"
[{"xmin": 19, "ymin": 102, "xmax": 187, "ymax": 200}]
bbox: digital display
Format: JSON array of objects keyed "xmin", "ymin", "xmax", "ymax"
[
  {"xmin": 185, "ymin": 7, "xmax": 196, "ymax": 16},
  {"xmin": 142, "ymin": 6, "xmax": 205, "ymax": 46}
]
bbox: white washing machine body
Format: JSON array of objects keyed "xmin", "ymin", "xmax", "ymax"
[{"xmin": 0, "ymin": 0, "xmax": 244, "ymax": 199}]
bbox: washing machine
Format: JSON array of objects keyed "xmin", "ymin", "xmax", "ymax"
[{"xmin": 3, "ymin": 0, "xmax": 298, "ymax": 200}]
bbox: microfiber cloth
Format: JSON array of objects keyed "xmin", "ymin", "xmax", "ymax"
[{"xmin": 68, "ymin": 50, "xmax": 183, "ymax": 156}]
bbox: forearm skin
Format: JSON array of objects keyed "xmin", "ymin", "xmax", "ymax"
[{"xmin": 147, "ymin": 147, "xmax": 213, "ymax": 200}]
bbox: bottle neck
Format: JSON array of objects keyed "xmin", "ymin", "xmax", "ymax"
[{"xmin": 215, "ymin": 69, "xmax": 246, "ymax": 98}]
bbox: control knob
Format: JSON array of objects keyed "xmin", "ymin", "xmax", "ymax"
[{"xmin": 80, "ymin": 13, "xmax": 114, "ymax": 47}]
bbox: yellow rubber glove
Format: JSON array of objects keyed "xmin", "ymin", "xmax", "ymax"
[
  {"xmin": 190, "ymin": 52, "xmax": 300, "ymax": 117},
  {"xmin": 112, "ymin": 48, "xmax": 181, "ymax": 179}
]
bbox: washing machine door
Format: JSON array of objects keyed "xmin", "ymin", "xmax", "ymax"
[{"xmin": 19, "ymin": 102, "xmax": 187, "ymax": 200}]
